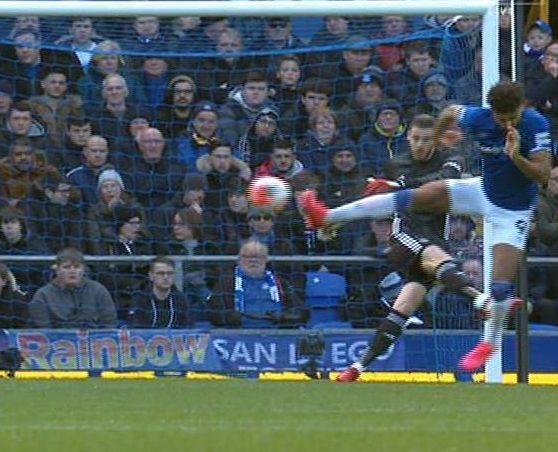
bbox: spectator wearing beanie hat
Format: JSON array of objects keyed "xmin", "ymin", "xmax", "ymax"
[
  {"xmin": 97, "ymin": 203, "xmax": 151, "ymax": 322},
  {"xmin": 322, "ymin": 34, "xmax": 374, "ymax": 109},
  {"xmin": 314, "ymin": 142, "xmax": 370, "ymax": 256},
  {"xmin": 523, "ymin": 20, "xmax": 553, "ymax": 70},
  {"xmin": 237, "ymin": 105, "xmax": 283, "ymax": 170},
  {"xmin": 176, "ymin": 101, "xmax": 221, "ymax": 169},
  {"xmin": 337, "ymin": 67, "xmax": 386, "ymax": 142},
  {"xmin": 87, "ymin": 168, "xmax": 146, "ymax": 254},
  {"xmin": 406, "ymin": 70, "xmax": 454, "ymax": 120},
  {"xmin": 358, "ymin": 98, "xmax": 407, "ymax": 177},
  {"xmin": 179, "ymin": 104, "xmax": 251, "ymax": 179},
  {"xmin": 219, "ymin": 71, "xmax": 275, "ymax": 145},
  {"xmin": 321, "ymin": 142, "xmax": 368, "ymax": 208},
  {"xmin": 98, "ymin": 168, "xmax": 125, "ymax": 193},
  {"xmin": 155, "ymin": 75, "xmax": 197, "ymax": 140},
  {"xmin": 196, "ymin": 17, "xmax": 229, "ymax": 52}
]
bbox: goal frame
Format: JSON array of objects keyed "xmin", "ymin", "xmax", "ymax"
[
  {"xmin": 0, "ymin": 0, "xmax": 500, "ymax": 105},
  {"xmin": 0, "ymin": 0, "xmax": 503, "ymax": 382}
]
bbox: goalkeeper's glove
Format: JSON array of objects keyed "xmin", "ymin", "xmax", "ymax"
[{"xmin": 362, "ymin": 177, "xmax": 404, "ymax": 198}]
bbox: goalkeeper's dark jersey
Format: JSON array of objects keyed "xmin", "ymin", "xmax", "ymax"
[{"xmin": 383, "ymin": 150, "xmax": 463, "ymax": 244}]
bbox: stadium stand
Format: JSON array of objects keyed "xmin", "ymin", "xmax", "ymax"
[{"xmin": 0, "ymin": 9, "xmax": 555, "ymax": 339}]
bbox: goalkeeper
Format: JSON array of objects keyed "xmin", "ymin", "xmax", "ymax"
[{"xmin": 334, "ymin": 114, "xmax": 488, "ymax": 382}]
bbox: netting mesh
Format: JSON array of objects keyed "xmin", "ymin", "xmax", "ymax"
[{"xmin": 0, "ymin": 11, "xmax": 487, "ymax": 353}]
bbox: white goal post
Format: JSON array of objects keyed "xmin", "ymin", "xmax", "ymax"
[{"xmin": 0, "ymin": 0, "xmax": 503, "ymax": 382}]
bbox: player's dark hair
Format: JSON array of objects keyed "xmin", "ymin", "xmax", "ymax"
[
  {"xmin": 410, "ymin": 114, "xmax": 435, "ymax": 130},
  {"xmin": 487, "ymin": 81, "xmax": 524, "ymax": 114}
]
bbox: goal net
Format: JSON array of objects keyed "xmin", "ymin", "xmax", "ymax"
[{"xmin": 0, "ymin": 1, "xmax": 503, "ymax": 376}]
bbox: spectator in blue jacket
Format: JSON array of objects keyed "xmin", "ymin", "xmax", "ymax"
[
  {"xmin": 176, "ymin": 101, "xmax": 221, "ymax": 170},
  {"xmin": 358, "ymin": 99, "xmax": 407, "ymax": 177},
  {"xmin": 208, "ymin": 240, "xmax": 307, "ymax": 328}
]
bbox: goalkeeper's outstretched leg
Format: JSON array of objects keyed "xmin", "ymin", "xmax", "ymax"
[{"xmin": 337, "ymin": 241, "xmax": 489, "ymax": 383}]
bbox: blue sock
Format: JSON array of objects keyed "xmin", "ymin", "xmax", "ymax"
[{"xmin": 395, "ymin": 189, "xmax": 414, "ymax": 214}]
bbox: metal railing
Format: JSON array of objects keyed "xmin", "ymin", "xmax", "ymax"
[{"xmin": 0, "ymin": 254, "xmax": 379, "ymax": 292}]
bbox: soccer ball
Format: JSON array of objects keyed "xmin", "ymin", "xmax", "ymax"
[{"xmin": 248, "ymin": 176, "xmax": 292, "ymax": 210}]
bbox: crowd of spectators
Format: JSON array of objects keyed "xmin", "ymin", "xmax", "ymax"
[{"xmin": 0, "ymin": 10, "xmax": 557, "ymax": 330}]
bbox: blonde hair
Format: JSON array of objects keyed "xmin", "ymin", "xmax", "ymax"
[
  {"xmin": 309, "ymin": 107, "xmax": 338, "ymax": 130},
  {"xmin": 93, "ymin": 40, "xmax": 125, "ymax": 67}
]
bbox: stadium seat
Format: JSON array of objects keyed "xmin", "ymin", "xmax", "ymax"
[
  {"xmin": 529, "ymin": 323, "xmax": 558, "ymax": 332},
  {"xmin": 305, "ymin": 272, "xmax": 348, "ymax": 327}
]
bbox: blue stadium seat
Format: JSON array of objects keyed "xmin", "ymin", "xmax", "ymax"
[
  {"xmin": 305, "ymin": 272, "xmax": 349, "ymax": 327},
  {"xmin": 529, "ymin": 323, "xmax": 558, "ymax": 332}
]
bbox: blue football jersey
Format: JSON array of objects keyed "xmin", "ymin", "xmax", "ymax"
[{"xmin": 456, "ymin": 106, "xmax": 551, "ymax": 210}]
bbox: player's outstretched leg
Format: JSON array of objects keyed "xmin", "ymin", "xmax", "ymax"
[
  {"xmin": 299, "ymin": 189, "xmax": 402, "ymax": 229},
  {"xmin": 298, "ymin": 190, "xmax": 330, "ymax": 229},
  {"xmin": 458, "ymin": 282, "xmax": 523, "ymax": 372},
  {"xmin": 337, "ymin": 310, "xmax": 408, "ymax": 382}
]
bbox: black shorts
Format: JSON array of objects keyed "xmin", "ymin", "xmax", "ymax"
[{"xmin": 388, "ymin": 214, "xmax": 448, "ymax": 286}]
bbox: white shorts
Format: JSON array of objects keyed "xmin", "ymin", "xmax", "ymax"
[{"xmin": 446, "ymin": 177, "xmax": 533, "ymax": 251}]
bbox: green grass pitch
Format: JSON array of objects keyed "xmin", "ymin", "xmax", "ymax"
[{"xmin": 1, "ymin": 380, "xmax": 557, "ymax": 452}]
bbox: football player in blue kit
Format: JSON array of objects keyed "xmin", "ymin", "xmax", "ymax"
[{"xmin": 301, "ymin": 81, "xmax": 553, "ymax": 372}]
